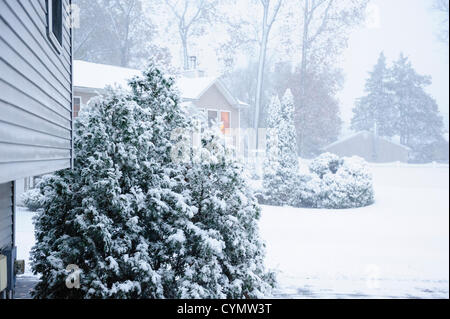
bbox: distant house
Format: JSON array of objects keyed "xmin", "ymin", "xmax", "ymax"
[
  {"xmin": 322, "ymin": 131, "xmax": 410, "ymax": 163},
  {"xmin": 0, "ymin": 0, "xmax": 73, "ymax": 298},
  {"xmin": 72, "ymin": 60, "xmax": 248, "ymax": 141}
]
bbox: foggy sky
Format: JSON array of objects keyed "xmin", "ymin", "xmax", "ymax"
[{"xmin": 339, "ymin": 0, "xmax": 449, "ymax": 134}]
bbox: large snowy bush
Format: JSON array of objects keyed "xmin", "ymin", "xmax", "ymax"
[
  {"xmin": 178, "ymin": 132, "xmax": 275, "ymax": 298},
  {"xmin": 31, "ymin": 64, "xmax": 273, "ymax": 299}
]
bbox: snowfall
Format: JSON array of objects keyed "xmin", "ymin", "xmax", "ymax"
[{"xmin": 16, "ymin": 162, "xmax": 449, "ymax": 299}]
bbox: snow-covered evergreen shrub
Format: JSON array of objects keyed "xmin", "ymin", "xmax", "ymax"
[
  {"xmin": 20, "ymin": 188, "xmax": 44, "ymax": 211},
  {"xmin": 178, "ymin": 131, "xmax": 275, "ymax": 298},
  {"xmin": 31, "ymin": 64, "xmax": 273, "ymax": 299},
  {"xmin": 318, "ymin": 156, "xmax": 374, "ymax": 209},
  {"xmin": 263, "ymin": 90, "xmax": 299, "ymax": 206},
  {"xmin": 309, "ymin": 152, "xmax": 343, "ymax": 178},
  {"xmin": 292, "ymin": 173, "xmax": 322, "ymax": 208},
  {"xmin": 295, "ymin": 155, "xmax": 374, "ymax": 209}
]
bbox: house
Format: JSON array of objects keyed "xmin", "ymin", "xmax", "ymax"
[
  {"xmin": 72, "ymin": 60, "xmax": 248, "ymax": 148},
  {"xmin": 322, "ymin": 131, "xmax": 410, "ymax": 163},
  {"xmin": 0, "ymin": 0, "xmax": 74, "ymax": 298}
]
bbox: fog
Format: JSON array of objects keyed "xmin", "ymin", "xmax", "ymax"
[
  {"xmin": 339, "ymin": 0, "xmax": 449, "ymax": 132},
  {"xmin": 72, "ymin": 0, "xmax": 449, "ymax": 162}
]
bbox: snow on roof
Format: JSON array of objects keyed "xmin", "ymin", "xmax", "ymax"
[
  {"xmin": 176, "ymin": 76, "xmax": 218, "ymax": 100},
  {"xmin": 73, "ymin": 60, "xmax": 141, "ymax": 90},
  {"xmin": 323, "ymin": 131, "xmax": 411, "ymax": 151},
  {"xmin": 73, "ymin": 61, "xmax": 246, "ymax": 109}
]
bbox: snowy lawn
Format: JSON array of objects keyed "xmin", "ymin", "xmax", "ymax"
[
  {"xmin": 260, "ymin": 163, "xmax": 449, "ymax": 298},
  {"xmin": 15, "ymin": 164, "xmax": 449, "ymax": 298}
]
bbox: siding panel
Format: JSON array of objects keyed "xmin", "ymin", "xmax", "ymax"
[
  {"xmin": 0, "ymin": 0, "xmax": 73, "ymax": 184},
  {"xmin": 0, "ymin": 159, "xmax": 71, "ymax": 184}
]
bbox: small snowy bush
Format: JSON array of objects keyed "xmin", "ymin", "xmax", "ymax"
[
  {"xmin": 308, "ymin": 152, "xmax": 343, "ymax": 178},
  {"xmin": 294, "ymin": 155, "xmax": 374, "ymax": 209},
  {"xmin": 20, "ymin": 188, "xmax": 44, "ymax": 211},
  {"xmin": 318, "ymin": 156, "xmax": 374, "ymax": 209},
  {"xmin": 31, "ymin": 63, "xmax": 273, "ymax": 299}
]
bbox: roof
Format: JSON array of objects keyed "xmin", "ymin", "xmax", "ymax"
[
  {"xmin": 73, "ymin": 60, "xmax": 248, "ymax": 109},
  {"xmin": 176, "ymin": 76, "xmax": 217, "ymax": 100},
  {"xmin": 73, "ymin": 60, "xmax": 141, "ymax": 90},
  {"xmin": 323, "ymin": 131, "xmax": 411, "ymax": 151}
]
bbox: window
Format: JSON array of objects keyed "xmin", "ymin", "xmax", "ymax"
[
  {"xmin": 208, "ymin": 110, "xmax": 218, "ymax": 128},
  {"xmin": 47, "ymin": 0, "xmax": 63, "ymax": 52},
  {"xmin": 73, "ymin": 97, "xmax": 81, "ymax": 118},
  {"xmin": 220, "ymin": 111, "xmax": 231, "ymax": 134}
]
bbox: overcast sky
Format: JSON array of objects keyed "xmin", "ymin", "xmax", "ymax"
[{"xmin": 339, "ymin": 0, "xmax": 449, "ymax": 134}]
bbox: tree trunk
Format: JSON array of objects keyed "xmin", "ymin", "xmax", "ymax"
[
  {"xmin": 298, "ymin": 0, "xmax": 310, "ymax": 157},
  {"xmin": 254, "ymin": 4, "xmax": 269, "ymax": 151},
  {"xmin": 181, "ymin": 34, "xmax": 189, "ymax": 70}
]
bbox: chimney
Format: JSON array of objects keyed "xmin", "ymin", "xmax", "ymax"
[{"xmin": 183, "ymin": 56, "xmax": 205, "ymax": 78}]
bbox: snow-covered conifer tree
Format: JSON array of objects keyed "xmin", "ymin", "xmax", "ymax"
[
  {"xmin": 263, "ymin": 90, "xmax": 299, "ymax": 205},
  {"xmin": 389, "ymin": 53, "xmax": 444, "ymax": 160},
  {"xmin": 176, "ymin": 131, "xmax": 275, "ymax": 298},
  {"xmin": 351, "ymin": 52, "xmax": 396, "ymax": 137},
  {"xmin": 31, "ymin": 63, "xmax": 274, "ymax": 299}
]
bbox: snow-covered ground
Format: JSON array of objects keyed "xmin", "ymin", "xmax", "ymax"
[
  {"xmin": 260, "ymin": 164, "xmax": 449, "ymax": 298},
  {"xmin": 15, "ymin": 163, "xmax": 449, "ymax": 298},
  {"xmin": 15, "ymin": 207, "xmax": 37, "ymax": 276}
]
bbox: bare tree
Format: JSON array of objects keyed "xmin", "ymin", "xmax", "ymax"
[
  {"xmin": 73, "ymin": 0, "xmax": 168, "ymax": 68},
  {"xmin": 254, "ymin": 0, "xmax": 283, "ymax": 141},
  {"xmin": 163, "ymin": 0, "xmax": 219, "ymax": 70},
  {"xmin": 296, "ymin": 0, "xmax": 369, "ymax": 154},
  {"xmin": 217, "ymin": 0, "xmax": 283, "ymax": 148},
  {"xmin": 433, "ymin": 0, "xmax": 449, "ymax": 43}
]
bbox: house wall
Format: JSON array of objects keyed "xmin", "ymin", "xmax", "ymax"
[
  {"xmin": 0, "ymin": 0, "xmax": 73, "ymax": 184},
  {"xmin": 324, "ymin": 134, "xmax": 409, "ymax": 163},
  {"xmin": 73, "ymin": 89, "xmax": 99, "ymax": 111},
  {"xmin": 195, "ymin": 84, "xmax": 240, "ymax": 129}
]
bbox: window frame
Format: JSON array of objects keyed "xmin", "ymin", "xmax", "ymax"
[
  {"xmin": 47, "ymin": 0, "xmax": 63, "ymax": 54},
  {"xmin": 219, "ymin": 110, "xmax": 231, "ymax": 134},
  {"xmin": 206, "ymin": 109, "xmax": 232, "ymax": 134},
  {"xmin": 207, "ymin": 109, "xmax": 219, "ymax": 128}
]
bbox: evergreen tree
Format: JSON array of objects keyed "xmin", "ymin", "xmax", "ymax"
[
  {"xmin": 351, "ymin": 52, "xmax": 396, "ymax": 136},
  {"xmin": 31, "ymin": 64, "xmax": 274, "ymax": 298},
  {"xmin": 389, "ymin": 53, "xmax": 444, "ymax": 150},
  {"xmin": 262, "ymin": 95, "xmax": 282, "ymax": 197},
  {"xmin": 263, "ymin": 90, "xmax": 299, "ymax": 205},
  {"xmin": 181, "ymin": 132, "xmax": 275, "ymax": 298}
]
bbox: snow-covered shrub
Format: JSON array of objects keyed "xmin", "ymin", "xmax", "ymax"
[
  {"xmin": 318, "ymin": 156, "xmax": 374, "ymax": 209},
  {"xmin": 180, "ymin": 132, "xmax": 275, "ymax": 298},
  {"xmin": 263, "ymin": 90, "xmax": 299, "ymax": 206},
  {"xmin": 31, "ymin": 64, "xmax": 273, "ymax": 299},
  {"xmin": 20, "ymin": 188, "xmax": 44, "ymax": 211},
  {"xmin": 292, "ymin": 173, "xmax": 322, "ymax": 208},
  {"xmin": 309, "ymin": 152, "xmax": 343, "ymax": 178},
  {"xmin": 294, "ymin": 155, "xmax": 374, "ymax": 209}
]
